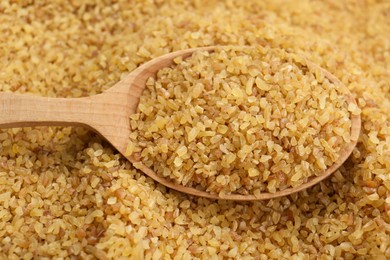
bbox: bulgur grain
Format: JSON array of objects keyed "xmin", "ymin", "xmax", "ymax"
[
  {"xmin": 129, "ymin": 46, "xmax": 353, "ymax": 195},
  {"xmin": 0, "ymin": 0, "xmax": 389, "ymax": 259}
]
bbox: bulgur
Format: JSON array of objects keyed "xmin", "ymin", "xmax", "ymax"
[
  {"xmin": 129, "ymin": 46, "xmax": 354, "ymax": 196},
  {"xmin": 0, "ymin": 0, "xmax": 389, "ymax": 259}
]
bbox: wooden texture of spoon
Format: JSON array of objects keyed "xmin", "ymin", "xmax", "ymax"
[{"xmin": 0, "ymin": 46, "xmax": 361, "ymax": 201}]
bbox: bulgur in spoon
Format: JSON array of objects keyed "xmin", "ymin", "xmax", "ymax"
[{"xmin": 0, "ymin": 46, "xmax": 361, "ymax": 201}]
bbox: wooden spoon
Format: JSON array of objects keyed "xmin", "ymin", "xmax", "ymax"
[{"xmin": 0, "ymin": 46, "xmax": 361, "ymax": 201}]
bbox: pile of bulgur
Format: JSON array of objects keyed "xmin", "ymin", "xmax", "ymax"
[
  {"xmin": 129, "ymin": 46, "xmax": 355, "ymax": 196},
  {"xmin": 0, "ymin": 0, "xmax": 389, "ymax": 259}
]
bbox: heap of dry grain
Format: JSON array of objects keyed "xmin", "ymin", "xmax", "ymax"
[
  {"xmin": 128, "ymin": 46, "xmax": 356, "ymax": 196},
  {"xmin": 1, "ymin": 1, "xmax": 389, "ymax": 259}
]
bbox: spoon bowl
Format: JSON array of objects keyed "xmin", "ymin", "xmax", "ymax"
[{"xmin": 0, "ymin": 46, "xmax": 361, "ymax": 201}]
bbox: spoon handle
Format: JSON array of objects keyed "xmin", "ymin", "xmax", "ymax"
[
  {"xmin": 0, "ymin": 91, "xmax": 132, "ymax": 153},
  {"xmin": 0, "ymin": 92, "xmax": 95, "ymax": 129}
]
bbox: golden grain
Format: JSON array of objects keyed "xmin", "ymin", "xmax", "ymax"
[{"xmin": 0, "ymin": 0, "xmax": 389, "ymax": 259}]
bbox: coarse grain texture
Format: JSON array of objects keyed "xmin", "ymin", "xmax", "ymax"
[
  {"xmin": 0, "ymin": 0, "xmax": 389, "ymax": 259},
  {"xmin": 129, "ymin": 46, "xmax": 353, "ymax": 196}
]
